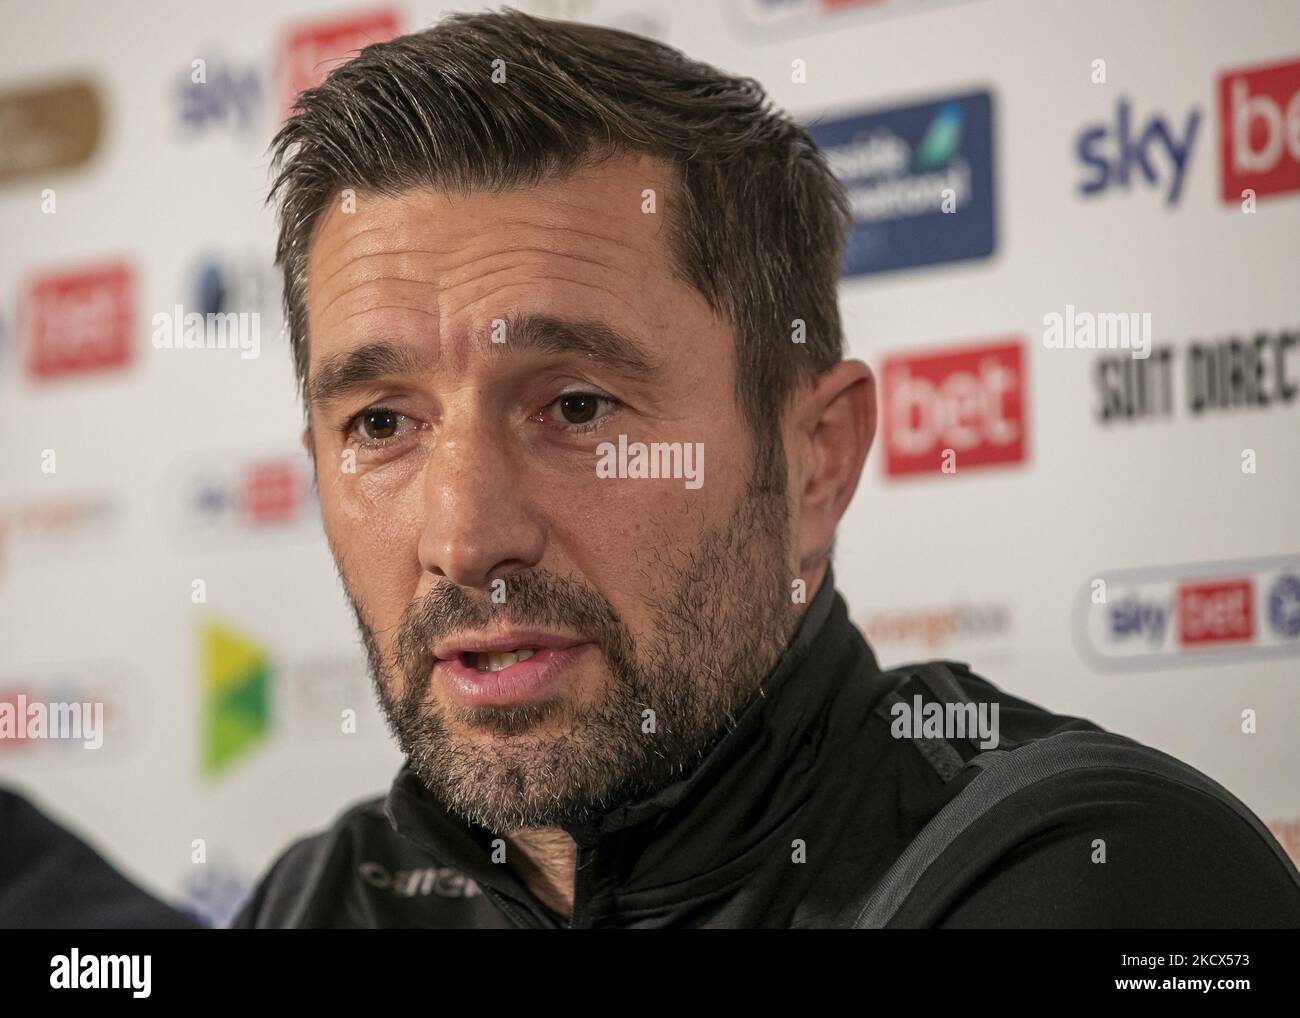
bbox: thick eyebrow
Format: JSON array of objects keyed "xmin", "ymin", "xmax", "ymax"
[
  {"xmin": 307, "ymin": 314, "xmax": 663, "ymax": 410},
  {"xmin": 308, "ymin": 342, "xmax": 436, "ymax": 410}
]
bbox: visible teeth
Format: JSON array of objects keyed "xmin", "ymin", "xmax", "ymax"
[{"xmin": 472, "ymin": 649, "xmax": 537, "ymax": 672}]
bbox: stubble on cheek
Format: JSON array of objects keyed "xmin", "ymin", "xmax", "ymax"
[
  {"xmin": 326, "ymin": 430, "xmax": 797, "ymax": 830},
  {"xmin": 318, "ymin": 468, "xmax": 422, "ymax": 682}
]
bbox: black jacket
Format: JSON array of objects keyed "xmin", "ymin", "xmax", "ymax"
[
  {"xmin": 0, "ymin": 788, "xmax": 202, "ymax": 929},
  {"xmin": 233, "ymin": 572, "xmax": 1300, "ymax": 928}
]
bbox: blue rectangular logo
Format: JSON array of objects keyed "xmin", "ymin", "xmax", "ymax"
[{"xmin": 807, "ymin": 90, "xmax": 996, "ymax": 278}]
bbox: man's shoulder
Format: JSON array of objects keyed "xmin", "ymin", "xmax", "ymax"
[
  {"xmin": 231, "ymin": 792, "xmax": 488, "ymax": 928},
  {"xmin": 871, "ymin": 658, "xmax": 1106, "ymax": 744},
  {"xmin": 859, "ymin": 658, "xmax": 1109, "ymax": 796},
  {"xmin": 864, "ymin": 659, "xmax": 1300, "ymax": 927},
  {"xmin": 0, "ymin": 787, "xmax": 202, "ymax": 929},
  {"xmin": 931, "ymin": 745, "xmax": 1300, "ymax": 927},
  {"xmin": 230, "ymin": 794, "xmax": 387, "ymax": 929},
  {"xmin": 875, "ymin": 658, "xmax": 1285, "ymax": 851}
]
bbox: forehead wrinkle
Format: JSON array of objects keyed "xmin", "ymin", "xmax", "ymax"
[
  {"xmin": 313, "ymin": 193, "xmax": 653, "ymax": 291},
  {"xmin": 312, "ymin": 238, "xmax": 634, "ymax": 328},
  {"xmin": 315, "ymin": 273, "xmax": 440, "ymax": 326},
  {"xmin": 310, "ymin": 206, "xmax": 482, "ymax": 300},
  {"xmin": 309, "ymin": 196, "xmax": 662, "ymax": 322},
  {"xmin": 310, "ymin": 220, "xmax": 400, "ymax": 291},
  {"xmin": 440, "ymin": 245, "xmax": 627, "ymax": 282},
  {"xmin": 312, "ymin": 256, "xmax": 653, "ymax": 358},
  {"xmin": 337, "ymin": 304, "xmax": 442, "ymax": 327},
  {"xmin": 440, "ymin": 271, "xmax": 650, "ymax": 331},
  {"xmin": 501, "ymin": 216, "xmax": 657, "ymax": 256},
  {"xmin": 314, "ymin": 247, "xmax": 446, "ymax": 300},
  {"xmin": 314, "ymin": 239, "xmax": 490, "ymax": 295},
  {"xmin": 434, "ymin": 253, "xmax": 646, "ymax": 318}
]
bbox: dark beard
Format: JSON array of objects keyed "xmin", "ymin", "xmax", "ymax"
[{"xmin": 345, "ymin": 465, "xmax": 797, "ymax": 833}]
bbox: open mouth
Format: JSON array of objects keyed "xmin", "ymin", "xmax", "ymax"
[
  {"xmin": 462, "ymin": 648, "xmax": 539, "ymax": 672},
  {"xmin": 436, "ymin": 642, "xmax": 593, "ymax": 707}
]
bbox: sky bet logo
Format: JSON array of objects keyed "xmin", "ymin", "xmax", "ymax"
[
  {"xmin": 175, "ymin": 58, "xmax": 261, "ymax": 135},
  {"xmin": 164, "ymin": 446, "xmax": 318, "ymax": 550},
  {"xmin": 1219, "ymin": 55, "xmax": 1300, "ymax": 203},
  {"xmin": 1075, "ymin": 98, "xmax": 1201, "ymax": 206},
  {"xmin": 880, "ymin": 338, "xmax": 1025, "ymax": 478},
  {"xmin": 1076, "ymin": 557, "xmax": 1300, "ymax": 671}
]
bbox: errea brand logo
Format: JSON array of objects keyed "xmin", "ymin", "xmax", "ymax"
[{"xmin": 359, "ymin": 860, "xmax": 481, "ymax": 898}]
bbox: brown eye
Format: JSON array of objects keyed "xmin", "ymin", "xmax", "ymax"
[
  {"xmin": 559, "ymin": 394, "xmax": 599, "ymax": 424},
  {"xmin": 358, "ymin": 409, "xmax": 400, "ymax": 441}
]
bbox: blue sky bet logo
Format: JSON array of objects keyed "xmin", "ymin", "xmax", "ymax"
[{"xmin": 1075, "ymin": 98, "xmax": 1201, "ymax": 207}]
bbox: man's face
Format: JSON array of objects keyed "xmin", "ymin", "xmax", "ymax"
[{"xmin": 304, "ymin": 152, "xmax": 800, "ymax": 831}]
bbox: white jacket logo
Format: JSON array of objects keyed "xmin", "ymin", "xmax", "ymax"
[{"xmin": 359, "ymin": 861, "xmax": 481, "ymax": 898}]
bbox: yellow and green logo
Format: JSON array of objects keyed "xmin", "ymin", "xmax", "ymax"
[{"xmin": 200, "ymin": 620, "xmax": 272, "ymax": 776}]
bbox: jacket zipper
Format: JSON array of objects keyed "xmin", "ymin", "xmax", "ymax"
[{"xmin": 568, "ymin": 844, "xmax": 592, "ymax": 929}]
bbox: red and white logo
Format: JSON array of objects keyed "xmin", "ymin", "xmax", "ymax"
[
  {"xmin": 24, "ymin": 262, "xmax": 134, "ymax": 380},
  {"xmin": 242, "ymin": 461, "xmax": 303, "ymax": 526},
  {"xmin": 1178, "ymin": 579, "xmax": 1254, "ymax": 646},
  {"xmin": 280, "ymin": 8, "xmax": 401, "ymax": 117},
  {"xmin": 1219, "ymin": 56, "xmax": 1300, "ymax": 202},
  {"xmin": 880, "ymin": 338, "xmax": 1026, "ymax": 478}
]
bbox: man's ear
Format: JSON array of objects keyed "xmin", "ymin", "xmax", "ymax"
[{"xmin": 793, "ymin": 359, "xmax": 876, "ymax": 573}]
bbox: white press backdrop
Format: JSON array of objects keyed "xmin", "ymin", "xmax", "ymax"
[{"xmin": 1, "ymin": 0, "xmax": 1297, "ymax": 925}]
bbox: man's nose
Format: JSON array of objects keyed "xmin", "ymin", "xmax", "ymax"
[{"xmin": 416, "ymin": 418, "xmax": 546, "ymax": 590}]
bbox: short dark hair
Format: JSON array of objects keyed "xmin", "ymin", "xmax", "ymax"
[{"xmin": 268, "ymin": 7, "xmax": 849, "ymax": 474}]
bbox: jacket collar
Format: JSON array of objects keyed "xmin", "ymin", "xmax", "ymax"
[{"xmin": 383, "ymin": 565, "xmax": 878, "ymax": 924}]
